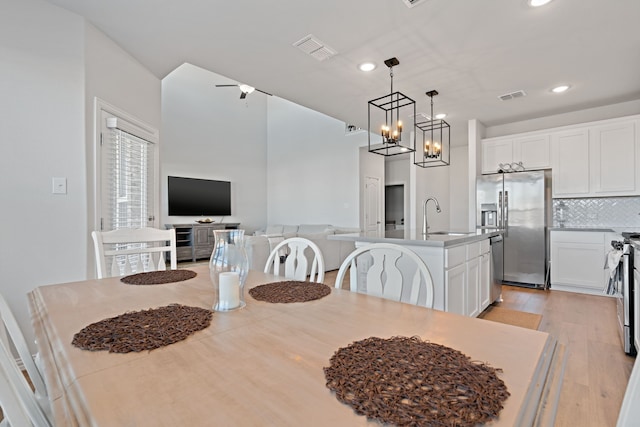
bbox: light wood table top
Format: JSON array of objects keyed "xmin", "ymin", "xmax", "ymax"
[{"xmin": 29, "ymin": 265, "xmax": 558, "ymax": 426}]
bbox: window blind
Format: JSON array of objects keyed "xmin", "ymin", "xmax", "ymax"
[{"xmin": 103, "ymin": 127, "xmax": 155, "ymax": 231}]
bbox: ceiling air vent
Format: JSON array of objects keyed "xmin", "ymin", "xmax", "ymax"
[
  {"xmin": 402, "ymin": 0, "xmax": 429, "ymax": 8},
  {"xmin": 498, "ymin": 90, "xmax": 527, "ymax": 101},
  {"xmin": 293, "ymin": 34, "xmax": 337, "ymax": 61}
]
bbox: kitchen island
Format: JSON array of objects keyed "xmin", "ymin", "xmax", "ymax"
[{"xmin": 329, "ymin": 229, "xmax": 503, "ymax": 316}]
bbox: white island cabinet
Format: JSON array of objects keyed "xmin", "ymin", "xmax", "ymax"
[{"xmin": 329, "ymin": 230, "xmax": 498, "ymax": 317}]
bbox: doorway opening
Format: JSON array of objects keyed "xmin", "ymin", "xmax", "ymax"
[{"xmin": 385, "ymin": 184, "xmax": 404, "ymax": 230}]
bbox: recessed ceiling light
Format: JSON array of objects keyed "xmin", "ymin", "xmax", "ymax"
[
  {"xmin": 435, "ymin": 113, "xmax": 447, "ymax": 119},
  {"xmin": 358, "ymin": 62, "xmax": 376, "ymax": 72},
  {"xmin": 551, "ymin": 85, "xmax": 570, "ymax": 93},
  {"xmin": 528, "ymin": 0, "xmax": 552, "ymax": 7}
]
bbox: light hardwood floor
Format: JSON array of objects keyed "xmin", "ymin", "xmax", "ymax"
[
  {"xmin": 496, "ymin": 285, "xmax": 634, "ymax": 427},
  {"xmin": 323, "ymin": 270, "xmax": 635, "ymax": 427}
]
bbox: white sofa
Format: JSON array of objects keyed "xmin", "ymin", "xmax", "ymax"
[{"xmin": 244, "ymin": 224, "xmax": 359, "ymax": 272}]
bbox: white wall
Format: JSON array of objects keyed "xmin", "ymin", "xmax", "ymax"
[
  {"xmin": 413, "ymin": 166, "xmax": 451, "ymax": 233},
  {"xmin": 161, "ymin": 64, "xmax": 268, "ymax": 233},
  {"xmin": 449, "ymin": 145, "xmax": 469, "ymax": 230},
  {"xmin": 0, "ymin": 0, "xmax": 161, "ymax": 352},
  {"xmin": 267, "ymin": 97, "xmax": 360, "ymax": 227},
  {"xmin": 84, "ymin": 22, "xmax": 161, "ymax": 273},
  {"xmin": 0, "ymin": 0, "xmax": 86, "ymax": 350}
]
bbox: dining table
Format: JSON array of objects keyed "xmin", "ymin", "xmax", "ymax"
[{"xmin": 28, "ymin": 264, "xmax": 563, "ymax": 426}]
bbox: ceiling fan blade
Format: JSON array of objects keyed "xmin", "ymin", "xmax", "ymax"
[
  {"xmin": 240, "ymin": 92, "xmax": 247, "ymax": 99},
  {"xmin": 215, "ymin": 84, "xmax": 239, "ymax": 88},
  {"xmin": 255, "ymin": 89, "xmax": 273, "ymax": 96}
]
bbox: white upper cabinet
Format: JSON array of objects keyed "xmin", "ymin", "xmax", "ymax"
[
  {"xmin": 551, "ymin": 128, "xmax": 590, "ymax": 197},
  {"xmin": 481, "ymin": 134, "xmax": 551, "ymax": 174},
  {"xmin": 483, "ymin": 115, "xmax": 639, "ymax": 198},
  {"xmin": 589, "ymin": 120, "xmax": 637, "ymax": 195},
  {"xmin": 482, "ymin": 139, "xmax": 513, "ymax": 174},
  {"xmin": 551, "ymin": 118, "xmax": 639, "ymax": 198},
  {"xmin": 513, "ymin": 134, "xmax": 551, "ymax": 170}
]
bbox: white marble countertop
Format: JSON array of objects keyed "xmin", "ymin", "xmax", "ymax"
[{"xmin": 329, "ymin": 228, "xmax": 502, "ymax": 248}]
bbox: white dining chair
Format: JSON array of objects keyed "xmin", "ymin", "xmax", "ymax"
[
  {"xmin": 0, "ymin": 293, "xmax": 52, "ymax": 426},
  {"xmin": 0, "ymin": 337, "xmax": 51, "ymax": 427},
  {"xmin": 92, "ymin": 228, "xmax": 177, "ymax": 279},
  {"xmin": 264, "ymin": 238, "xmax": 325, "ymax": 283},
  {"xmin": 334, "ymin": 243, "xmax": 434, "ymax": 308}
]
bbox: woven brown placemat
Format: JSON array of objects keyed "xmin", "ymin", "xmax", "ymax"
[
  {"xmin": 324, "ymin": 336, "xmax": 510, "ymax": 427},
  {"xmin": 248, "ymin": 281, "xmax": 331, "ymax": 303},
  {"xmin": 120, "ymin": 269, "xmax": 197, "ymax": 285},
  {"xmin": 71, "ymin": 304, "xmax": 212, "ymax": 353}
]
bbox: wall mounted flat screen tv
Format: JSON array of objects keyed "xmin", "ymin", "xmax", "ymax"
[{"xmin": 168, "ymin": 176, "xmax": 231, "ymax": 216}]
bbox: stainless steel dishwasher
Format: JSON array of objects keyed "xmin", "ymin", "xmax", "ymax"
[{"xmin": 490, "ymin": 235, "xmax": 504, "ymax": 303}]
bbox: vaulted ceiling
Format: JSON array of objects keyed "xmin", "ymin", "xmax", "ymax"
[{"xmin": 45, "ymin": 0, "xmax": 640, "ymax": 143}]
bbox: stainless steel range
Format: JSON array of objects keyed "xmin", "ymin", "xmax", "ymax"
[{"xmin": 615, "ymin": 232, "xmax": 637, "ymax": 355}]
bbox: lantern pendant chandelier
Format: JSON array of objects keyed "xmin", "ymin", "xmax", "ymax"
[
  {"xmin": 414, "ymin": 90, "xmax": 450, "ymax": 168},
  {"xmin": 367, "ymin": 58, "xmax": 416, "ymax": 156}
]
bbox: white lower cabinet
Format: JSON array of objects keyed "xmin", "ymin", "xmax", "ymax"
[{"xmin": 550, "ymin": 230, "xmax": 609, "ymax": 294}]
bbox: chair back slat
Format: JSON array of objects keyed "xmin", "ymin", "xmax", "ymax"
[
  {"xmin": 334, "ymin": 243, "xmax": 434, "ymax": 309},
  {"xmin": 155, "ymin": 253, "xmax": 167, "ymax": 271},
  {"xmin": 366, "ymin": 250, "xmax": 385, "ymax": 298},
  {"xmin": 349, "ymin": 259, "xmax": 358, "ymax": 292},
  {"xmin": 409, "ymin": 269, "xmax": 422, "ymax": 305},
  {"xmin": 284, "ymin": 242, "xmax": 309, "ymax": 281}
]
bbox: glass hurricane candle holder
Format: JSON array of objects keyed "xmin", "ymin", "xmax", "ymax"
[{"xmin": 209, "ymin": 229, "xmax": 248, "ymax": 311}]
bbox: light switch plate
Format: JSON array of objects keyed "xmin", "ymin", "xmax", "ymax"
[{"xmin": 52, "ymin": 177, "xmax": 67, "ymax": 194}]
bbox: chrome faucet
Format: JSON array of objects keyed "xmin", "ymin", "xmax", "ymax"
[{"xmin": 422, "ymin": 197, "xmax": 442, "ymax": 236}]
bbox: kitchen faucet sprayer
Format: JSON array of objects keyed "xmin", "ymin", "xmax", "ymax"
[{"xmin": 422, "ymin": 197, "xmax": 441, "ymax": 236}]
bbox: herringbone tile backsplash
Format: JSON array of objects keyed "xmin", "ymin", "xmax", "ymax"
[{"xmin": 552, "ymin": 197, "xmax": 640, "ymax": 228}]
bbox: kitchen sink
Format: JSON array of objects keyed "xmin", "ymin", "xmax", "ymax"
[{"xmin": 429, "ymin": 231, "xmax": 471, "ymax": 236}]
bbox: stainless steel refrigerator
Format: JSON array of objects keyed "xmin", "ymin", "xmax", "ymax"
[{"xmin": 477, "ymin": 170, "xmax": 550, "ymax": 288}]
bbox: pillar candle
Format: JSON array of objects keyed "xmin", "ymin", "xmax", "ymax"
[{"xmin": 219, "ymin": 272, "xmax": 240, "ymax": 310}]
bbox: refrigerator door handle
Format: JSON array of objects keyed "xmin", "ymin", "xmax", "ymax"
[
  {"xmin": 504, "ymin": 190, "xmax": 509, "ymax": 227},
  {"xmin": 504, "ymin": 190, "xmax": 509, "ymax": 237},
  {"xmin": 498, "ymin": 191, "xmax": 503, "ymax": 228}
]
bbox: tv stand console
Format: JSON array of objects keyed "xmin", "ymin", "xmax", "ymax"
[{"xmin": 165, "ymin": 223, "xmax": 240, "ymax": 262}]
